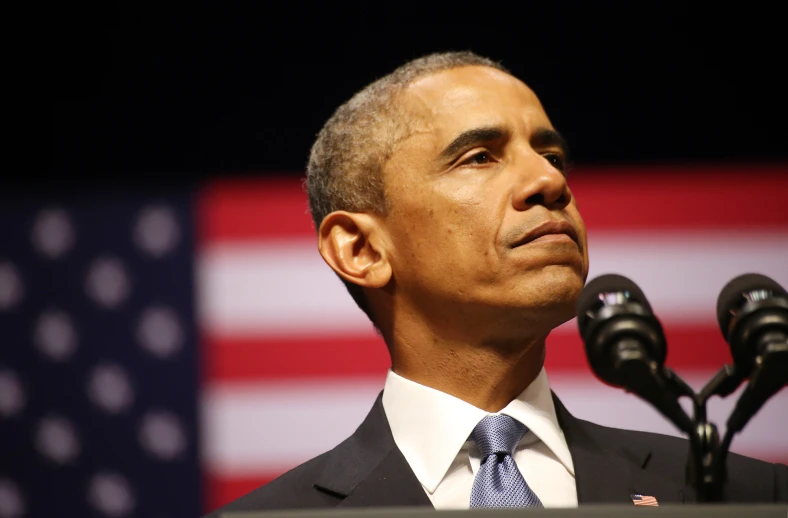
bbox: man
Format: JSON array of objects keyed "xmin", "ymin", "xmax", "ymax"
[{"xmin": 206, "ymin": 51, "xmax": 787, "ymax": 515}]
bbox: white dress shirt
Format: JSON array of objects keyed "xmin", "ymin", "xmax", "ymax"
[{"xmin": 382, "ymin": 367, "xmax": 578, "ymax": 509}]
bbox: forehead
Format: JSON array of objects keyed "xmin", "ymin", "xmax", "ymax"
[{"xmin": 397, "ymin": 66, "xmax": 552, "ymax": 140}]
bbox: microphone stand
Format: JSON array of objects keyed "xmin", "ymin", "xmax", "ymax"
[
  {"xmin": 652, "ymin": 358, "xmax": 785, "ymax": 502},
  {"xmin": 600, "ymin": 338, "xmax": 723, "ymax": 501},
  {"xmin": 684, "ymin": 365, "xmax": 744, "ymax": 502},
  {"xmin": 614, "ymin": 358, "xmax": 720, "ymax": 500},
  {"xmin": 629, "ymin": 364, "xmax": 742, "ymax": 502},
  {"xmin": 653, "ymin": 366, "xmax": 722, "ymax": 502}
]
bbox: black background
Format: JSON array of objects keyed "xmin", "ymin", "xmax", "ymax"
[{"xmin": 49, "ymin": 3, "xmax": 787, "ymax": 189}]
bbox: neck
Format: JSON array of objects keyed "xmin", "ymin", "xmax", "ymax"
[{"xmin": 388, "ymin": 324, "xmax": 547, "ymax": 412}]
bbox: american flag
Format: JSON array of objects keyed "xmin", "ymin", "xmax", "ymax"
[
  {"xmin": 0, "ymin": 166, "xmax": 786, "ymax": 517},
  {"xmin": 631, "ymin": 494, "xmax": 659, "ymax": 506}
]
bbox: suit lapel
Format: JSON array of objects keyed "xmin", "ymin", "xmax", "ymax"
[
  {"xmin": 313, "ymin": 392, "xmax": 432, "ymax": 508},
  {"xmin": 553, "ymin": 394, "xmax": 688, "ymax": 505},
  {"xmin": 338, "ymin": 447, "xmax": 433, "ymax": 508}
]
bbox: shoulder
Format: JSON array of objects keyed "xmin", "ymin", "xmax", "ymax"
[
  {"xmin": 578, "ymin": 418, "xmax": 788, "ymax": 501},
  {"xmin": 202, "ymin": 451, "xmax": 340, "ymax": 518}
]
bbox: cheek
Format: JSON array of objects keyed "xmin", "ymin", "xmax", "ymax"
[
  {"xmin": 389, "ymin": 195, "xmax": 499, "ymax": 275},
  {"xmin": 438, "ymin": 197, "xmax": 499, "ymax": 252},
  {"xmin": 438, "ymin": 203, "xmax": 505, "ymax": 284}
]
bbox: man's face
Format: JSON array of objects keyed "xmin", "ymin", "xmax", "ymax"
[{"xmin": 379, "ymin": 66, "xmax": 589, "ymax": 334}]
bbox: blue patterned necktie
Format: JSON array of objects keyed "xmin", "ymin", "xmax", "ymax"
[{"xmin": 469, "ymin": 415, "xmax": 544, "ymax": 508}]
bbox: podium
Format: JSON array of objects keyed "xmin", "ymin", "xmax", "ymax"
[{"xmin": 221, "ymin": 504, "xmax": 787, "ymax": 518}]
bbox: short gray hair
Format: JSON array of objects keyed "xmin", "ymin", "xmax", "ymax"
[{"xmin": 306, "ymin": 51, "xmax": 510, "ymax": 327}]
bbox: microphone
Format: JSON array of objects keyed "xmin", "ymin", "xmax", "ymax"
[
  {"xmin": 577, "ymin": 274, "xmax": 694, "ymax": 434},
  {"xmin": 716, "ymin": 273, "xmax": 788, "ymax": 435}
]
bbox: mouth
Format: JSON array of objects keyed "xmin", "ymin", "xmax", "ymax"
[{"xmin": 511, "ymin": 220, "xmax": 579, "ymax": 248}]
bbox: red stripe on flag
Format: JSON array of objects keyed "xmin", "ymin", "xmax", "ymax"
[
  {"xmin": 199, "ymin": 167, "xmax": 788, "ymax": 242},
  {"xmin": 203, "ymin": 325, "xmax": 733, "ymax": 382},
  {"xmin": 199, "ymin": 177, "xmax": 315, "ymax": 242},
  {"xmin": 203, "ymin": 334, "xmax": 391, "ymax": 381},
  {"xmin": 570, "ymin": 165, "xmax": 788, "ymax": 231}
]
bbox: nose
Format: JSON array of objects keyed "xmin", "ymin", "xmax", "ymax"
[{"xmin": 511, "ymin": 154, "xmax": 572, "ymax": 211}]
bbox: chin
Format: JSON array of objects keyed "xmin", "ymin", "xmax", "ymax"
[
  {"xmin": 519, "ymin": 265, "xmax": 585, "ymax": 319},
  {"xmin": 475, "ymin": 268, "xmax": 583, "ymax": 340}
]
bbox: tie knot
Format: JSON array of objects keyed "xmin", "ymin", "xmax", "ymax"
[{"xmin": 470, "ymin": 415, "xmax": 527, "ymax": 457}]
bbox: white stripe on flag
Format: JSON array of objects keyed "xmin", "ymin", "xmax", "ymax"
[
  {"xmin": 202, "ymin": 377, "xmax": 384, "ymax": 475},
  {"xmin": 198, "ymin": 231, "xmax": 788, "ymax": 337},
  {"xmin": 198, "ymin": 239, "xmax": 370, "ymax": 336},
  {"xmin": 202, "ymin": 373, "xmax": 787, "ymax": 477}
]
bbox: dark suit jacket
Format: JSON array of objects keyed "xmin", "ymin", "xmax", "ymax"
[{"xmin": 205, "ymin": 393, "xmax": 788, "ymax": 516}]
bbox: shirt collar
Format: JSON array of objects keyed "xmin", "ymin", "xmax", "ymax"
[
  {"xmin": 498, "ymin": 368, "xmax": 575, "ymax": 477},
  {"xmin": 382, "ymin": 367, "xmax": 575, "ymax": 494}
]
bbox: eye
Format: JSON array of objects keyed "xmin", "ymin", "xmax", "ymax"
[
  {"xmin": 543, "ymin": 153, "xmax": 567, "ymax": 172},
  {"xmin": 461, "ymin": 151, "xmax": 493, "ymax": 166}
]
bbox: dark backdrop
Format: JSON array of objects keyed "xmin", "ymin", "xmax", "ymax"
[{"xmin": 49, "ymin": 3, "xmax": 787, "ymax": 188}]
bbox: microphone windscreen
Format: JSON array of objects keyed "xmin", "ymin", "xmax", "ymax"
[
  {"xmin": 577, "ymin": 273, "xmax": 652, "ymax": 336},
  {"xmin": 716, "ymin": 273, "xmax": 787, "ymax": 339}
]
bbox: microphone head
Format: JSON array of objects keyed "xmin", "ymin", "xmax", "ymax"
[
  {"xmin": 577, "ymin": 274, "xmax": 666, "ymax": 388},
  {"xmin": 716, "ymin": 273, "xmax": 788, "ymax": 340},
  {"xmin": 577, "ymin": 273, "xmax": 653, "ymax": 338}
]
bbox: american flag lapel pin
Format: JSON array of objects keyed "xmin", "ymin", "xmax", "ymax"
[{"xmin": 631, "ymin": 494, "xmax": 659, "ymax": 506}]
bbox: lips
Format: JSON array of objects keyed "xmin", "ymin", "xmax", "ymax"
[{"xmin": 511, "ymin": 220, "xmax": 579, "ymax": 248}]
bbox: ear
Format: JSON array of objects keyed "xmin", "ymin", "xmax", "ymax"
[{"xmin": 317, "ymin": 211, "xmax": 392, "ymax": 289}]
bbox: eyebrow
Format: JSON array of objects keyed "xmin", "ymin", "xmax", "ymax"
[
  {"xmin": 532, "ymin": 127, "xmax": 571, "ymax": 161},
  {"xmin": 437, "ymin": 125, "xmax": 571, "ymax": 163},
  {"xmin": 438, "ymin": 126, "xmax": 507, "ymax": 162}
]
